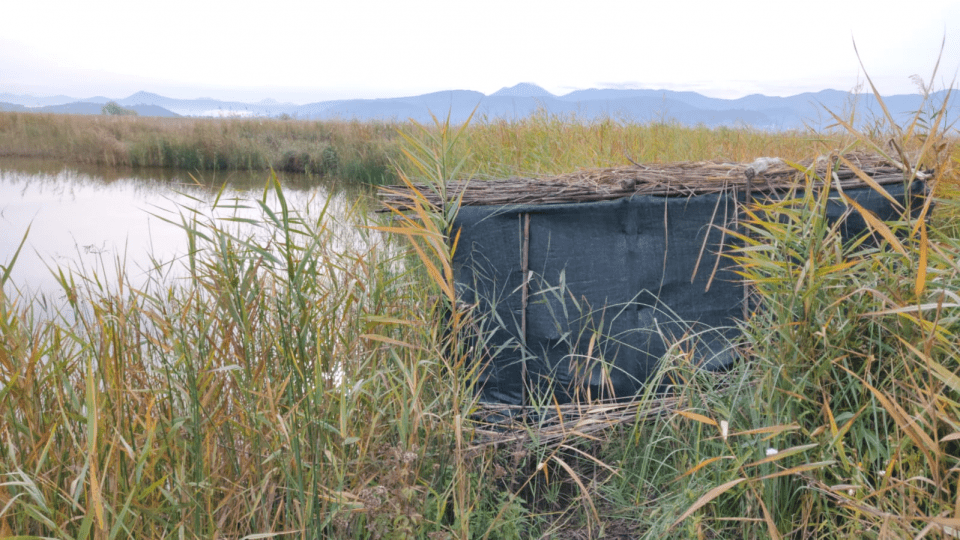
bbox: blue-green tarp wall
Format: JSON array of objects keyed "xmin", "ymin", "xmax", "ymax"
[{"xmin": 453, "ymin": 181, "xmax": 926, "ymax": 406}]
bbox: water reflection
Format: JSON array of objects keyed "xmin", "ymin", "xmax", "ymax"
[{"xmin": 0, "ymin": 159, "xmax": 376, "ymax": 302}]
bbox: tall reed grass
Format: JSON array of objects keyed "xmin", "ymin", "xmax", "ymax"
[
  {"xmin": 0, "ymin": 113, "xmax": 399, "ymax": 185},
  {"xmin": 0, "ymin": 107, "xmax": 907, "ymax": 188},
  {"xmin": 589, "ymin": 63, "xmax": 960, "ymax": 538},
  {"xmin": 458, "ymin": 111, "xmax": 829, "ymax": 178},
  {"xmin": 0, "ymin": 122, "xmax": 528, "ymax": 538}
]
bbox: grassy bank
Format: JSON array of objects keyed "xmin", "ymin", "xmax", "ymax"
[
  {"xmin": 3, "ymin": 80, "xmax": 960, "ymax": 538},
  {"xmin": 0, "ymin": 113, "xmax": 399, "ymax": 185},
  {"xmin": 0, "ymin": 108, "xmax": 882, "ymax": 187}
]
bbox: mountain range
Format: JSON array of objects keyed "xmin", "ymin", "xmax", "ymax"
[{"xmin": 1, "ymin": 83, "xmax": 954, "ymax": 130}]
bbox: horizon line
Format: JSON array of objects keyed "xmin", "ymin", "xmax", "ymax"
[{"xmin": 2, "ymin": 83, "xmax": 943, "ymax": 107}]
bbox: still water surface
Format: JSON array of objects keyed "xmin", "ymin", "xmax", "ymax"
[{"xmin": 0, "ymin": 159, "xmax": 370, "ymax": 301}]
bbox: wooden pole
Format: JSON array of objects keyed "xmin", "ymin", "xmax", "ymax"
[
  {"xmin": 521, "ymin": 212, "xmax": 530, "ymax": 406},
  {"xmin": 742, "ymin": 172, "xmax": 753, "ymax": 321}
]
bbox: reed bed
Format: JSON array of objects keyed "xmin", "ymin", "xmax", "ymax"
[
  {"xmin": 0, "ymin": 169, "xmax": 520, "ymax": 537},
  {"xmin": 0, "ymin": 112, "xmax": 399, "ymax": 185},
  {"xmin": 1, "ymin": 107, "xmax": 873, "ymax": 189},
  {"xmin": 457, "ymin": 111, "xmax": 835, "ymax": 178}
]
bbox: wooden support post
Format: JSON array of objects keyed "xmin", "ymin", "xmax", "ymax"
[
  {"xmin": 742, "ymin": 173, "xmax": 753, "ymax": 321},
  {"xmin": 521, "ymin": 212, "xmax": 530, "ymax": 406}
]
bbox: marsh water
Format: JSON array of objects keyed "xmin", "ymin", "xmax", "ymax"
[{"xmin": 0, "ymin": 159, "xmax": 372, "ymax": 303}]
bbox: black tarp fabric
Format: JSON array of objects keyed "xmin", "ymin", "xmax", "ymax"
[{"xmin": 453, "ymin": 181, "xmax": 926, "ymax": 406}]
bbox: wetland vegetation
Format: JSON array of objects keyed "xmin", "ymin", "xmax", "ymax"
[
  {"xmin": 0, "ymin": 106, "xmax": 870, "ymax": 187},
  {"xmin": 2, "ymin": 77, "xmax": 960, "ymax": 538}
]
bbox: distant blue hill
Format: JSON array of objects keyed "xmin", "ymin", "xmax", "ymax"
[
  {"xmin": 0, "ymin": 102, "xmax": 28, "ymax": 112},
  {"xmin": 287, "ymin": 84, "xmax": 957, "ymax": 130},
  {"xmin": 19, "ymin": 101, "xmax": 181, "ymax": 117},
  {"xmin": 0, "ymin": 93, "xmax": 80, "ymax": 107},
  {"xmin": 2, "ymin": 83, "xmax": 956, "ymax": 130},
  {"xmin": 491, "ymin": 82, "xmax": 554, "ymax": 98}
]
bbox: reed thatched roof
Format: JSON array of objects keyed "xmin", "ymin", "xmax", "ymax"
[{"xmin": 379, "ymin": 152, "xmax": 929, "ymax": 211}]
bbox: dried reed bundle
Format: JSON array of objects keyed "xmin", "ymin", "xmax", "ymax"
[
  {"xmin": 380, "ymin": 152, "xmax": 929, "ymax": 211},
  {"xmin": 469, "ymin": 395, "xmax": 680, "ymax": 451}
]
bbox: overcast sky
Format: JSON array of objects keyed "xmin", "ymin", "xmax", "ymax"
[{"xmin": 4, "ymin": 0, "xmax": 959, "ymax": 104}]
